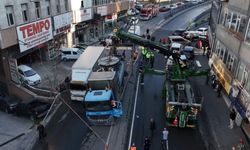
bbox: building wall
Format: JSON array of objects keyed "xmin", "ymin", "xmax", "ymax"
[
  {"xmin": 229, "ymin": 0, "xmax": 250, "ymax": 14},
  {"xmin": 216, "ymin": 25, "xmax": 241, "ymax": 55}
]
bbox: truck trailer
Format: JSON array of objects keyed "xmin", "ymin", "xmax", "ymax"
[
  {"xmin": 140, "ymin": 4, "xmax": 159, "ymax": 21},
  {"xmin": 70, "ymin": 46, "xmax": 106, "ymax": 101}
]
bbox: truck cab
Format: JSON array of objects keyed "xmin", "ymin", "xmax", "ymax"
[{"xmin": 83, "ymin": 89, "xmax": 123, "ymax": 125}]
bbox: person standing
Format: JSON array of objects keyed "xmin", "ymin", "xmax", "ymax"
[
  {"xmin": 217, "ymin": 83, "xmax": 222, "ymax": 97},
  {"xmin": 144, "ymin": 137, "xmax": 150, "ymax": 150},
  {"xmin": 37, "ymin": 123, "xmax": 46, "ymax": 140},
  {"xmin": 162, "ymin": 128, "xmax": 169, "ymax": 150},
  {"xmin": 150, "ymin": 52, "xmax": 155, "ymax": 68},
  {"xmin": 229, "ymin": 109, "xmax": 236, "ymax": 129},
  {"xmin": 149, "ymin": 118, "xmax": 156, "ymax": 137}
]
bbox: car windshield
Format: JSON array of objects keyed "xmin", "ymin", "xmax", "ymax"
[
  {"xmin": 24, "ymin": 69, "xmax": 36, "ymax": 77},
  {"xmin": 85, "ymin": 101, "xmax": 112, "ymax": 111}
]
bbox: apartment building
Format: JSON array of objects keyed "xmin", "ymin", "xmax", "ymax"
[
  {"xmin": 71, "ymin": 0, "xmax": 132, "ymax": 44},
  {"xmin": 208, "ymin": 0, "xmax": 250, "ymax": 139},
  {"xmin": 0, "ymin": 0, "xmax": 132, "ymax": 98}
]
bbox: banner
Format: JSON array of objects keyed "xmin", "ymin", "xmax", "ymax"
[{"xmin": 17, "ymin": 18, "xmax": 53, "ymax": 52}]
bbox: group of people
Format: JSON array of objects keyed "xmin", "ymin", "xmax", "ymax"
[
  {"xmin": 130, "ymin": 118, "xmax": 169, "ymax": 150},
  {"xmin": 141, "ymin": 47, "xmax": 155, "ymax": 68}
]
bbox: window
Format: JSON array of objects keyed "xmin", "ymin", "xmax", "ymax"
[
  {"xmin": 46, "ymin": 0, "xmax": 51, "ymax": 16},
  {"xmin": 225, "ymin": 12, "xmax": 232, "ymax": 28},
  {"xmin": 236, "ymin": 62, "xmax": 245, "ymax": 82},
  {"xmin": 5, "ymin": 6, "xmax": 15, "ymax": 26},
  {"xmin": 56, "ymin": 0, "xmax": 61, "ymax": 13},
  {"xmin": 35, "ymin": 2, "xmax": 41, "ymax": 19},
  {"xmin": 64, "ymin": 0, "xmax": 68, "ymax": 11},
  {"xmin": 239, "ymin": 16, "xmax": 246, "ymax": 35},
  {"xmin": 21, "ymin": 4, "xmax": 28, "ymax": 22}
]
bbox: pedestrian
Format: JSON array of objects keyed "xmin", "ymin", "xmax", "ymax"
[
  {"xmin": 37, "ymin": 123, "xmax": 46, "ymax": 140},
  {"xmin": 203, "ymin": 45, "xmax": 206, "ymax": 56},
  {"xmin": 146, "ymin": 51, "xmax": 151, "ymax": 65},
  {"xmin": 217, "ymin": 83, "xmax": 222, "ymax": 97},
  {"xmin": 228, "ymin": 108, "xmax": 236, "ymax": 129},
  {"xmin": 122, "ymin": 50, "xmax": 126, "ymax": 60},
  {"xmin": 139, "ymin": 62, "xmax": 144, "ymax": 85},
  {"xmin": 150, "ymin": 118, "xmax": 156, "ymax": 132},
  {"xmin": 133, "ymin": 51, "xmax": 138, "ymax": 61},
  {"xmin": 162, "ymin": 128, "xmax": 169, "ymax": 149},
  {"xmin": 130, "ymin": 142, "xmax": 137, "ymax": 150},
  {"xmin": 144, "ymin": 137, "xmax": 150, "ymax": 150},
  {"xmin": 150, "ymin": 52, "xmax": 155, "ymax": 68}
]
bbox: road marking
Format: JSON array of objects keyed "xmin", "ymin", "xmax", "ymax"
[
  {"xmin": 127, "ymin": 73, "xmax": 141, "ymax": 150},
  {"xmin": 105, "ymin": 125, "xmax": 113, "ymax": 149},
  {"xmin": 57, "ymin": 110, "xmax": 69, "ymax": 124},
  {"xmin": 157, "ymin": 19, "xmax": 165, "ymax": 26}
]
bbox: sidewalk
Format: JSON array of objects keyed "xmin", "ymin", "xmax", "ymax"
[{"xmin": 195, "ymin": 55, "xmax": 249, "ymax": 150}]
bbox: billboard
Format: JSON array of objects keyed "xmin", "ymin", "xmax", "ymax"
[
  {"xmin": 53, "ymin": 12, "xmax": 72, "ymax": 35},
  {"xmin": 16, "ymin": 18, "xmax": 53, "ymax": 53}
]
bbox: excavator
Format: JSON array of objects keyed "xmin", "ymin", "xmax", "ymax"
[{"xmin": 115, "ymin": 29, "xmax": 209, "ymax": 128}]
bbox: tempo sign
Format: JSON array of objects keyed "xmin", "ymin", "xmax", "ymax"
[{"xmin": 17, "ymin": 18, "xmax": 53, "ymax": 53}]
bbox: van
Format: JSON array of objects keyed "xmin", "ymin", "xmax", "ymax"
[{"xmin": 61, "ymin": 47, "xmax": 82, "ymax": 61}]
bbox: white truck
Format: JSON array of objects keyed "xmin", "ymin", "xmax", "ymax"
[{"xmin": 70, "ymin": 46, "xmax": 106, "ymax": 101}]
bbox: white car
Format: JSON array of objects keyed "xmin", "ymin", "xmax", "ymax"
[
  {"xmin": 196, "ymin": 27, "xmax": 208, "ymax": 36},
  {"xmin": 184, "ymin": 30, "xmax": 199, "ymax": 39},
  {"xmin": 18, "ymin": 65, "xmax": 41, "ymax": 86},
  {"xmin": 170, "ymin": 4, "xmax": 178, "ymax": 9},
  {"xmin": 127, "ymin": 8, "xmax": 139, "ymax": 16}
]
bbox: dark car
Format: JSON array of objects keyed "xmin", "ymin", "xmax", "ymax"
[
  {"xmin": 172, "ymin": 29, "xmax": 186, "ymax": 36},
  {"xmin": 181, "ymin": 46, "xmax": 195, "ymax": 60},
  {"xmin": 0, "ymin": 94, "xmax": 20, "ymax": 113},
  {"xmin": 14, "ymin": 99, "xmax": 51, "ymax": 120}
]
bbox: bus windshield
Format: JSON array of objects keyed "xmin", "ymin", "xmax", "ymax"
[{"xmin": 85, "ymin": 101, "xmax": 112, "ymax": 111}]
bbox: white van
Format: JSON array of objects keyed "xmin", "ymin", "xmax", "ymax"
[{"xmin": 61, "ymin": 47, "xmax": 82, "ymax": 61}]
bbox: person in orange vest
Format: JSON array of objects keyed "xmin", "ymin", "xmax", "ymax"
[{"xmin": 130, "ymin": 142, "xmax": 136, "ymax": 150}]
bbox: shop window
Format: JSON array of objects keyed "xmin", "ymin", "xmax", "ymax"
[
  {"xmin": 225, "ymin": 11, "xmax": 232, "ymax": 28},
  {"xmin": 220, "ymin": 9, "xmax": 227, "ymax": 25},
  {"xmin": 35, "ymin": 2, "xmax": 41, "ymax": 19},
  {"xmin": 223, "ymin": 49, "xmax": 228, "ymax": 64},
  {"xmin": 21, "ymin": 4, "xmax": 29, "ymax": 22},
  {"xmin": 239, "ymin": 16, "xmax": 246, "ymax": 35},
  {"xmin": 5, "ymin": 5, "xmax": 15, "ymax": 26},
  {"xmin": 215, "ymin": 40, "xmax": 221, "ymax": 55},
  {"xmin": 245, "ymin": 19, "xmax": 250, "ymax": 42}
]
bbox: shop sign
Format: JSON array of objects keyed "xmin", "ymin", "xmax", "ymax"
[
  {"xmin": 53, "ymin": 12, "xmax": 73, "ymax": 35},
  {"xmin": 211, "ymin": 54, "xmax": 232, "ymax": 94},
  {"xmin": 105, "ymin": 14, "xmax": 117, "ymax": 22},
  {"xmin": 84, "ymin": 0, "xmax": 92, "ymax": 8},
  {"xmin": 8, "ymin": 58, "xmax": 19, "ymax": 84},
  {"xmin": 75, "ymin": 8, "xmax": 92, "ymax": 23},
  {"xmin": 17, "ymin": 18, "xmax": 53, "ymax": 53},
  {"xmin": 97, "ymin": 6, "xmax": 108, "ymax": 16}
]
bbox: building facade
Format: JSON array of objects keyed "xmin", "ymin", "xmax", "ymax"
[
  {"xmin": 208, "ymin": 0, "xmax": 250, "ymax": 139},
  {"xmin": 0, "ymin": 0, "xmax": 131, "ymax": 99}
]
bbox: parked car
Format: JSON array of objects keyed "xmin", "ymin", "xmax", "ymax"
[
  {"xmin": 0, "ymin": 94, "xmax": 20, "ymax": 113},
  {"xmin": 176, "ymin": 2, "xmax": 185, "ymax": 7},
  {"xmin": 73, "ymin": 45, "xmax": 86, "ymax": 53},
  {"xmin": 168, "ymin": 35, "xmax": 191, "ymax": 45},
  {"xmin": 183, "ymin": 30, "xmax": 200, "ymax": 39},
  {"xmin": 181, "ymin": 46, "xmax": 195, "ymax": 60},
  {"xmin": 170, "ymin": 4, "xmax": 178, "ymax": 9},
  {"xmin": 14, "ymin": 99, "xmax": 51, "ymax": 120},
  {"xmin": 159, "ymin": 5, "xmax": 171, "ymax": 12},
  {"xmin": 135, "ymin": 3, "xmax": 144, "ymax": 11},
  {"xmin": 127, "ymin": 8, "xmax": 139, "ymax": 16},
  {"xmin": 18, "ymin": 65, "xmax": 41, "ymax": 86},
  {"xmin": 61, "ymin": 47, "xmax": 82, "ymax": 61},
  {"xmin": 196, "ymin": 27, "xmax": 208, "ymax": 36},
  {"xmin": 172, "ymin": 29, "xmax": 186, "ymax": 36}
]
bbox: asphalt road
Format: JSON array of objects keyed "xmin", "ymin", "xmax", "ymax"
[
  {"xmin": 33, "ymin": 4, "xmax": 211, "ymax": 150},
  {"xmin": 131, "ymin": 4, "xmax": 211, "ymax": 150}
]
